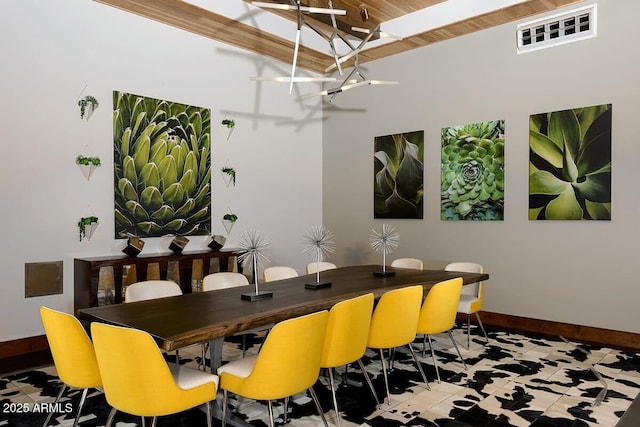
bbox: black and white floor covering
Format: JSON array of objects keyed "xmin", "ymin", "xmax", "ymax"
[{"xmin": 1, "ymin": 326, "xmax": 639, "ymax": 426}]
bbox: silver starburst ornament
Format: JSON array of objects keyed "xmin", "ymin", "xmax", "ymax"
[
  {"xmin": 237, "ymin": 229, "xmax": 271, "ymax": 299},
  {"xmin": 370, "ymin": 224, "xmax": 400, "ymax": 275},
  {"xmin": 303, "ymin": 225, "xmax": 336, "ymax": 287}
]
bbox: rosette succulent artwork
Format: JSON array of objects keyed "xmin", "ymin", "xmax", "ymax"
[
  {"xmin": 374, "ymin": 131, "xmax": 424, "ymax": 219},
  {"xmin": 529, "ymin": 104, "xmax": 611, "ymax": 220},
  {"xmin": 441, "ymin": 120, "xmax": 505, "ymax": 221},
  {"xmin": 113, "ymin": 91, "xmax": 211, "ymax": 237}
]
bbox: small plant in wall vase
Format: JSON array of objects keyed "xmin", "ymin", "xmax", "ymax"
[
  {"xmin": 78, "ymin": 95, "xmax": 99, "ymax": 121},
  {"xmin": 78, "ymin": 216, "xmax": 99, "ymax": 241},
  {"xmin": 76, "ymin": 154, "xmax": 101, "ymax": 180},
  {"xmin": 222, "ymin": 212, "xmax": 238, "ymax": 234},
  {"xmin": 221, "ymin": 118, "xmax": 235, "ymax": 141},
  {"xmin": 221, "ymin": 165, "xmax": 236, "ymax": 187}
]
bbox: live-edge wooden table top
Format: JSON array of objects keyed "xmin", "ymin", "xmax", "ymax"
[{"xmin": 76, "ymin": 264, "xmax": 489, "ymax": 351}]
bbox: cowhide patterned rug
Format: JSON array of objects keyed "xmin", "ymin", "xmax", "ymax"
[{"xmin": 1, "ymin": 327, "xmax": 639, "ymax": 427}]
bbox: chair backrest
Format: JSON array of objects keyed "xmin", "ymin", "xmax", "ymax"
[
  {"xmin": 306, "ymin": 261, "xmax": 337, "ymax": 275},
  {"xmin": 417, "ymin": 278, "xmax": 464, "ymax": 335},
  {"xmin": 202, "ymin": 272, "xmax": 250, "ymax": 291},
  {"xmin": 222, "ymin": 310, "xmax": 328, "ymax": 401},
  {"xmin": 91, "ymin": 322, "xmax": 217, "ymax": 417},
  {"xmin": 444, "ymin": 262, "xmax": 484, "ymax": 299},
  {"xmin": 320, "ymin": 293, "xmax": 374, "ymax": 368},
  {"xmin": 367, "ymin": 285, "xmax": 423, "ymax": 349},
  {"xmin": 40, "ymin": 307, "xmax": 102, "ymax": 389},
  {"xmin": 262, "ymin": 266, "xmax": 298, "ymax": 282},
  {"xmin": 125, "ymin": 280, "xmax": 183, "ymax": 303},
  {"xmin": 390, "ymin": 258, "xmax": 424, "ymax": 270}
]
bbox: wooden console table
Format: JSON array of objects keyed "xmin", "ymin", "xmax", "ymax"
[{"xmin": 74, "ymin": 249, "xmax": 239, "ymax": 311}]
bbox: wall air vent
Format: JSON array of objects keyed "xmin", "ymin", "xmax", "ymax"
[{"xmin": 517, "ymin": 4, "xmax": 597, "ymax": 54}]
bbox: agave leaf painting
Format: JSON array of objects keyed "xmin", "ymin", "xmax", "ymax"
[
  {"xmin": 529, "ymin": 104, "xmax": 611, "ymax": 220},
  {"xmin": 441, "ymin": 120, "xmax": 505, "ymax": 221},
  {"xmin": 374, "ymin": 130, "xmax": 424, "ymax": 219},
  {"xmin": 113, "ymin": 91, "xmax": 211, "ymax": 238}
]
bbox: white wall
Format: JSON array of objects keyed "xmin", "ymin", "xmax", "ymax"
[
  {"xmin": 323, "ymin": 0, "xmax": 640, "ymax": 333},
  {"xmin": 0, "ymin": 1, "xmax": 323, "ymax": 341}
]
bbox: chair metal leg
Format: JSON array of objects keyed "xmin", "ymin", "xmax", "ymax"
[
  {"xmin": 308, "ymin": 386, "xmax": 329, "ymax": 427},
  {"xmin": 43, "ymin": 383, "xmax": 66, "ymax": 427},
  {"xmin": 283, "ymin": 397, "xmax": 289, "ymax": 423},
  {"xmin": 422, "ymin": 335, "xmax": 427, "ymax": 358},
  {"xmin": 151, "ymin": 416, "xmax": 157, "ymax": 427},
  {"xmin": 475, "ymin": 312, "xmax": 489, "ymax": 343},
  {"xmin": 222, "ymin": 390, "xmax": 228, "ymax": 427},
  {"xmin": 466, "ymin": 314, "xmax": 472, "ymax": 349},
  {"xmin": 327, "ymin": 368, "xmax": 341, "ymax": 426},
  {"xmin": 378, "ymin": 349, "xmax": 391, "ymax": 405},
  {"xmin": 200, "ymin": 343, "xmax": 208, "ymax": 371},
  {"xmin": 73, "ymin": 388, "xmax": 89, "ymax": 427},
  {"xmin": 105, "ymin": 407, "xmax": 117, "ymax": 427},
  {"xmin": 357, "ymin": 359, "xmax": 381, "ymax": 409},
  {"xmin": 407, "ymin": 343, "xmax": 430, "ymax": 390},
  {"xmin": 267, "ymin": 400, "xmax": 275, "ymax": 427},
  {"xmin": 426, "ymin": 335, "xmax": 441, "ymax": 384},
  {"xmin": 448, "ymin": 330, "xmax": 467, "ymax": 370},
  {"xmin": 141, "ymin": 417, "xmax": 146, "ymax": 427},
  {"xmin": 206, "ymin": 401, "xmax": 212, "ymax": 427}
]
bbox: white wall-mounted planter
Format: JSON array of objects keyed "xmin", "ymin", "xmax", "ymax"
[
  {"xmin": 221, "ymin": 161, "xmax": 236, "ymax": 187},
  {"xmin": 79, "ymin": 221, "xmax": 99, "ymax": 241},
  {"xmin": 222, "ymin": 207, "xmax": 238, "ymax": 234},
  {"xmin": 222, "ymin": 125, "xmax": 234, "ymax": 141},
  {"xmin": 78, "ymin": 163, "xmax": 98, "ymax": 180}
]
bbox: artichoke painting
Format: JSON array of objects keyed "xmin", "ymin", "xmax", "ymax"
[
  {"xmin": 441, "ymin": 121, "xmax": 505, "ymax": 220},
  {"xmin": 374, "ymin": 131, "xmax": 424, "ymax": 219},
  {"xmin": 529, "ymin": 104, "xmax": 611, "ymax": 220},
  {"xmin": 113, "ymin": 91, "xmax": 212, "ymax": 238}
]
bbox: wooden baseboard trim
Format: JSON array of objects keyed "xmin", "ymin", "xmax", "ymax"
[
  {"xmin": 475, "ymin": 311, "xmax": 640, "ymax": 352},
  {"xmin": 0, "ymin": 335, "xmax": 51, "ymax": 375}
]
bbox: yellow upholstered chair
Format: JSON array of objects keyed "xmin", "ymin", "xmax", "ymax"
[
  {"xmin": 416, "ymin": 278, "xmax": 467, "ymax": 383},
  {"xmin": 320, "ymin": 293, "xmax": 379, "ymax": 425},
  {"xmin": 367, "ymin": 285, "xmax": 429, "ymax": 405},
  {"xmin": 262, "ymin": 266, "xmax": 299, "ymax": 282},
  {"xmin": 124, "ymin": 279, "xmax": 182, "ymax": 302},
  {"xmin": 390, "ymin": 258, "xmax": 424, "ymax": 270},
  {"xmin": 445, "ymin": 262, "xmax": 489, "ymax": 348},
  {"xmin": 40, "ymin": 306, "xmax": 102, "ymax": 427},
  {"xmin": 91, "ymin": 322, "xmax": 218, "ymax": 427},
  {"xmin": 217, "ymin": 311, "xmax": 329, "ymax": 427},
  {"xmin": 305, "ymin": 261, "xmax": 337, "ymax": 274}
]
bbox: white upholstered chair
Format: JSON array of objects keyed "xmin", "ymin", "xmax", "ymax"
[
  {"xmin": 263, "ymin": 266, "xmax": 299, "ymax": 282},
  {"xmin": 390, "ymin": 258, "xmax": 424, "ymax": 270},
  {"xmin": 305, "ymin": 261, "xmax": 337, "ymax": 274},
  {"xmin": 445, "ymin": 262, "xmax": 489, "ymax": 348},
  {"xmin": 124, "ymin": 280, "xmax": 182, "ymax": 302},
  {"xmin": 125, "ymin": 280, "xmax": 185, "ymax": 364},
  {"xmin": 202, "ymin": 272, "xmax": 250, "ymax": 291}
]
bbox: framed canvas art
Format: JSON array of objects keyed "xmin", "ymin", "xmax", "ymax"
[{"xmin": 374, "ymin": 131, "xmax": 424, "ymax": 219}]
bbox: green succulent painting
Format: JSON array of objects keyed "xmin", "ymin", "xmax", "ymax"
[
  {"xmin": 113, "ymin": 91, "xmax": 211, "ymax": 238},
  {"xmin": 374, "ymin": 131, "xmax": 424, "ymax": 219},
  {"xmin": 441, "ymin": 120, "xmax": 505, "ymax": 221},
  {"xmin": 529, "ymin": 104, "xmax": 611, "ymax": 220}
]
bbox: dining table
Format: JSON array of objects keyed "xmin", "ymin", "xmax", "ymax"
[{"xmin": 76, "ymin": 264, "xmax": 489, "ymax": 426}]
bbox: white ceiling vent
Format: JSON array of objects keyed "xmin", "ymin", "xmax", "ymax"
[{"xmin": 517, "ymin": 4, "xmax": 597, "ymax": 54}]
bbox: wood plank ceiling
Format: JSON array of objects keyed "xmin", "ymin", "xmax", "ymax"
[{"xmin": 95, "ymin": 0, "xmax": 585, "ymax": 74}]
